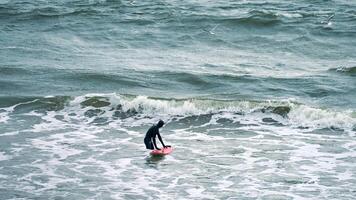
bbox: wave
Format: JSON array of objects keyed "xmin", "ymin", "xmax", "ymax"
[
  {"xmin": 330, "ymin": 66, "xmax": 356, "ymax": 75},
  {"xmin": 224, "ymin": 10, "xmax": 281, "ymax": 27},
  {"xmin": 188, "ymin": 10, "xmax": 282, "ymax": 27},
  {"xmin": 65, "ymin": 72, "xmax": 149, "ymax": 88},
  {"xmin": 1, "ymin": 93, "xmax": 355, "ymax": 132},
  {"xmin": 0, "ymin": 4, "xmax": 105, "ymax": 19},
  {"xmin": 0, "ymin": 96, "xmax": 71, "ymax": 113},
  {"xmin": 0, "ymin": 66, "xmax": 34, "ymax": 75},
  {"xmin": 0, "ymin": 94, "xmax": 290, "ymax": 116}
]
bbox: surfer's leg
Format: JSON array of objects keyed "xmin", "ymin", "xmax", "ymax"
[
  {"xmin": 144, "ymin": 138, "xmax": 154, "ymax": 150},
  {"xmin": 148, "ymin": 141, "xmax": 154, "ymax": 150}
]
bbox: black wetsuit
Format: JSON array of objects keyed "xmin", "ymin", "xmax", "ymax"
[{"xmin": 144, "ymin": 125, "xmax": 165, "ymax": 150}]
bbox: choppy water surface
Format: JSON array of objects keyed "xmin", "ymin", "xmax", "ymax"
[{"xmin": 1, "ymin": 0, "xmax": 356, "ymax": 199}]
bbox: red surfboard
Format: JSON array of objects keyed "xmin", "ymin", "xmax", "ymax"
[{"xmin": 150, "ymin": 146, "xmax": 173, "ymax": 156}]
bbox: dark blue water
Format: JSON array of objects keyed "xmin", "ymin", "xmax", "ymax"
[{"xmin": 1, "ymin": 1, "xmax": 356, "ymax": 199}]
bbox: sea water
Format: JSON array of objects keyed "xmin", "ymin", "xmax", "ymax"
[{"xmin": 0, "ymin": 0, "xmax": 356, "ymax": 199}]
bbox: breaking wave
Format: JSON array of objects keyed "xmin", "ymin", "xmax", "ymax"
[
  {"xmin": 330, "ymin": 66, "xmax": 356, "ymax": 75},
  {"xmin": 1, "ymin": 93, "xmax": 355, "ymax": 132}
]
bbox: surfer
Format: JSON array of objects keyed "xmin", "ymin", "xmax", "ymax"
[{"xmin": 144, "ymin": 120, "xmax": 170, "ymax": 150}]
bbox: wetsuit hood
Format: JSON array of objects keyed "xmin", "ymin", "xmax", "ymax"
[{"xmin": 157, "ymin": 120, "xmax": 164, "ymax": 128}]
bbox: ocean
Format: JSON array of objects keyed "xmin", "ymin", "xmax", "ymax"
[{"xmin": 0, "ymin": 0, "xmax": 356, "ymax": 199}]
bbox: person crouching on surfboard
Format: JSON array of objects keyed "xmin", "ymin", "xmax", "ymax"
[{"xmin": 144, "ymin": 120, "xmax": 170, "ymax": 150}]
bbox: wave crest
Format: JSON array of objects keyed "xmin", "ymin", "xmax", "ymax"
[
  {"xmin": 333, "ymin": 66, "xmax": 356, "ymax": 75},
  {"xmin": 1, "ymin": 93, "xmax": 355, "ymax": 132}
]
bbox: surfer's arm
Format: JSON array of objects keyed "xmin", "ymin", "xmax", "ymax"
[
  {"xmin": 157, "ymin": 133, "xmax": 166, "ymax": 148},
  {"xmin": 153, "ymin": 136, "xmax": 160, "ymax": 150}
]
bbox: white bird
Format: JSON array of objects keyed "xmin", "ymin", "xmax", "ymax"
[
  {"xmin": 327, "ymin": 14, "xmax": 335, "ymax": 23},
  {"xmin": 203, "ymin": 24, "xmax": 219, "ymax": 35},
  {"xmin": 322, "ymin": 14, "xmax": 335, "ymax": 26}
]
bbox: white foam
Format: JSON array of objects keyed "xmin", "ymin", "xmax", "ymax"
[
  {"xmin": 288, "ymin": 105, "xmax": 356, "ymax": 131},
  {"xmin": 335, "ymin": 169, "xmax": 353, "ymax": 181},
  {"xmin": 2, "ymin": 92, "xmax": 355, "ymax": 198},
  {"xmin": 22, "ymin": 110, "xmax": 43, "ymax": 117},
  {"xmin": 0, "ymin": 174, "xmax": 8, "ymax": 179},
  {"xmin": 276, "ymin": 11, "xmax": 303, "ymax": 18},
  {"xmin": 0, "ymin": 99, "xmax": 40, "ymax": 124},
  {"xmin": 214, "ymin": 178, "xmax": 234, "ymax": 191},
  {"xmin": 0, "ymin": 152, "xmax": 11, "ymax": 161},
  {"xmin": 31, "ymin": 137, "xmax": 84, "ymax": 160},
  {"xmin": 0, "ymin": 111, "xmax": 10, "ymax": 123},
  {"xmin": 0, "ymin": 131, "xmax": 19, "ymax": 137},
  {"xmin": 120, "ymin": 96, "xmax": 201, "ymax": 116},
  {"xmin": 186, "ymin": 187, "xmax": 212, "ymax": 199},
  {"xmin": 0, "ymin": 106, "xmax": 14, "ymax": 124},
  {"xmin": 32, "ymin": 93, "xmax": 355, "ymax": 132}
]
